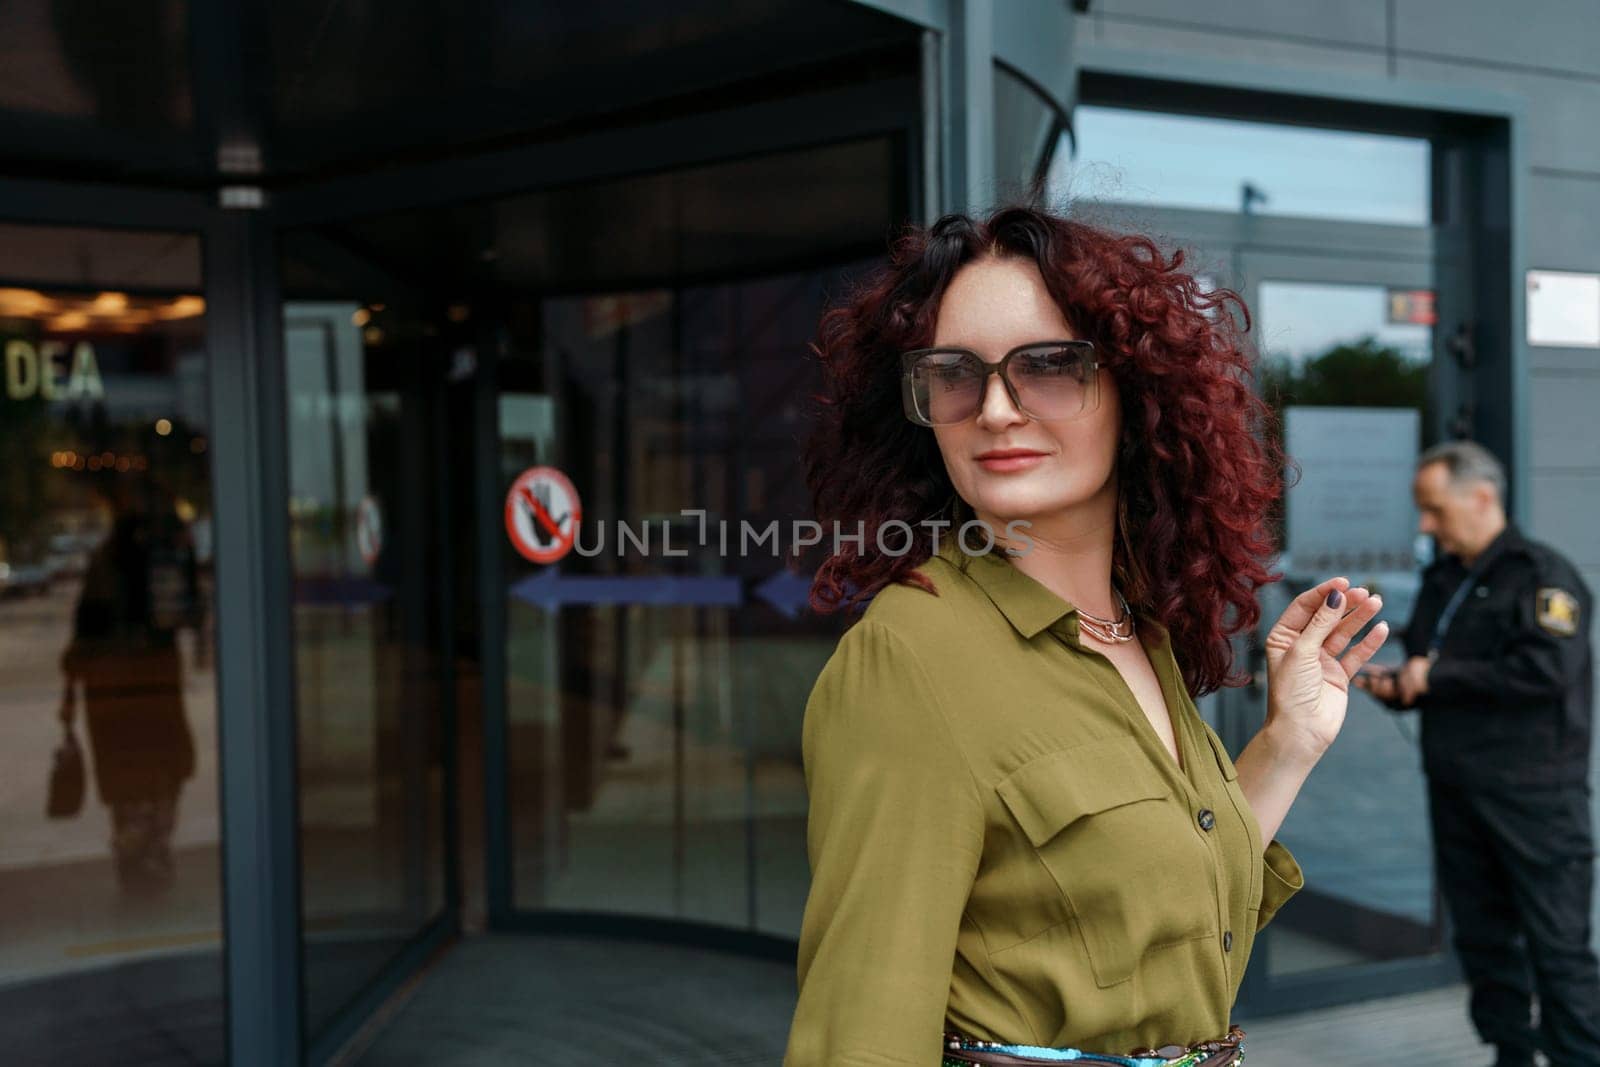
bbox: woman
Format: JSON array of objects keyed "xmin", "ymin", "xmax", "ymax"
[
  {"xmin": 60, "ymin": 479, "xmax": 200, "ymax": 895},
  {"xmin": 784, "ymin": 204, "xmax": 1389, "ymax": 1065}
]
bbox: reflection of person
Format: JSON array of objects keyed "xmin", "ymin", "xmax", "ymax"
[
  {"xmin": 59, "ymin": 477, "xmax": 200, "ymax": 896},
  {"xmin": 785, "ymin": 205, "xmax": 1389, "ymax": 1064},
  {"xmin": 1356, "ymin": 442, "xmax": 1600, "ymax": 1067}
]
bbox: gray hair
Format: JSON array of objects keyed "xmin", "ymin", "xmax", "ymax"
[{"xmin": 1417, "ymin": 440, "xmax": 1506, "ymax": 502}]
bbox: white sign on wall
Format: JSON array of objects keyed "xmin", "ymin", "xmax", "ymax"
[
  {"xmin": 1527, "ymin": 270, "xmax": 1600, "ymax": 348},
  {"xmin": 1286, "ymin": 407, "xmax": 1420, "ymax": 575}
]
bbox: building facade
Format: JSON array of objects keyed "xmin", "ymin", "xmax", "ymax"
[{"xmin": 0, "ymin": 2, "xmax": 1595, "ymax": 1063}]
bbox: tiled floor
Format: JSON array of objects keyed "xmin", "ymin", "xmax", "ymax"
[{"xmin": 348, "ymin": 934, "xmax": 1496, "ymax": 1066}]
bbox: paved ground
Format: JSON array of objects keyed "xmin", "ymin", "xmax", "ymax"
[
  {"xmin": 1240, "ymin": 986, "xmax": 1489, "ymax": 1064},
  {"xmin": 346, "ymin": 934, "xmax": 1496, "ymax": 1067}
]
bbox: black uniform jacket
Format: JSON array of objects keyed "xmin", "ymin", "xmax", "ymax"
[{"xmin": 1401, "ymin": 523, "xmax": 1593, "ymax": 787}]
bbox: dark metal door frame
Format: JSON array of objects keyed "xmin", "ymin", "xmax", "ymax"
[{"xmin": 1228, "ymin": 244, "xmax": 1460, "ymax": 1017}]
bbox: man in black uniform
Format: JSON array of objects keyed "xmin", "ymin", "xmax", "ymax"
[{"xmin": 1357, "ymin": 441, "xmax": 1600, "ymax": 1067}]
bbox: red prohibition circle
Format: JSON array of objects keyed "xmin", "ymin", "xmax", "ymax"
[{"xmin": 504, "ymin": 465, "xmax": 582, "ymax": 564}]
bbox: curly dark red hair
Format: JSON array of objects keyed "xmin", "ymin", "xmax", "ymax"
[{"xmin": 802, "ymin": 203, "xmax": 1283, "ymax": 696}]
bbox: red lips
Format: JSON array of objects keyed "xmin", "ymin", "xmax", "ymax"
[{"xmin": 975, "ymin": 448, "xmax": 1047, "ymax": 460}]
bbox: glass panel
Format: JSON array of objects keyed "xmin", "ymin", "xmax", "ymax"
[
  {"xmin": 1053, "ymin": 106, "xmax": 1430, "ymax": 225},
  {"xmin": 1258, "ymin": 279, "xmax": 1443, "ymax": 976},
  {"xmin": 475, "ymin": 140, "xmax": 898, "ymax": 933},
  {"xmin": 0, "ymin": 225, "xmax": 222, "ymax": 1062},
  {"xmin": 281, "ymin": 130, "xmax": 900, "ymax": 943},
  {"xmin": 281, "ymin": 259, "xmax": 449, "ymax": 1040},
  {"xmin": 506, "ymin": 271, "xmax": 854, "ymax": 933}
]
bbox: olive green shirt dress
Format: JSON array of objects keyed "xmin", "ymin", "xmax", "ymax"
[{"xmin": 784, "ymin": 539, "xmax": 1304, "ymax": 1065}]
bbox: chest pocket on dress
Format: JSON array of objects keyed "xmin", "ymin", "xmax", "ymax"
[{"xmin": 996, "ymin": 735, "xmax": 1215, "ymax": 989}]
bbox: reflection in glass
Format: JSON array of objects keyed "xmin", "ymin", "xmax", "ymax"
[
  {"xmin": 1053, "ymin": 106, "xmax": 1430, "ymax": 225},
  {"xmin": 0, "ymin": 228, "xmax": 222, "ymax": 1062},
  {"xmin": 1261, "ymin": 282, "xmax": 1432, "ymax": 371},
  {"xmin": 281, "ymin": 133, "xmax": 900, "ymax": 947},
  {"xmin": 282, "ymin": 290, "xmax": 449, "ymax": 1040},
  {"xmin": 993, "ymin": 64, "xmax": 1060, "ymax": 198},
  {"xmin": 62, "ymin": 481, "xmax": 203, "ymax": 895},
  {"xmin": 487, "ymin": 201, "xmax": 891, "ymax": 936},
  {"xmin": 506, "ymin": 271, "xmax": 853, "ymax": 935},
  {"xmin": 1257, "ymin": 279, "xmax": 1442, "ymax": 977}
]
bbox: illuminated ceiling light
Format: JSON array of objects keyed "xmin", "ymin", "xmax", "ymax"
[
  {"xmin": 0, "ymin": 288, "xmax": 55, "ymax": 316},
  {"xmin": 87, "ymin": 456, "xmax": 102, "ymax": 470},
  {"xmin": 155, "ymin": 295, "xmax": 206, "ymax": 320},
  {"xmin": 49, "ymin": 311, "xmax": 90, "ymax": 331},
  {"xmin": 352, "ymin": 308, "xmax": 371, "ymax": 327},
  {"xmin": 155, "ymin": 418, "xmax": 173, "ymax": 436},
  {"xmin": 90, "ymin": 291, "xmax": 129, "ymax": 314},
  {"xmin": 363, "ymin": 326, "xmax": 384, "ymax": 345},
  {"xmin": 115, "ymin": 457, "xmax": 131, "ymax": 472}
]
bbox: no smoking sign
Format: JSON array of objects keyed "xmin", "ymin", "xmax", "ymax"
[{"xmin": 505, "ymin": 466, "xmax": 582, "ymax": 564}]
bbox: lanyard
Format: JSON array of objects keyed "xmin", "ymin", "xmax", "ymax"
[{"xmin": 1428, "ymin": 555, "xmax": 1493, "ymax": 657}]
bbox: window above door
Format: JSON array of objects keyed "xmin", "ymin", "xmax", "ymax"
[{"xmin": 1052, "ymin": 105, "xmax": 1431, "ymax": 226}]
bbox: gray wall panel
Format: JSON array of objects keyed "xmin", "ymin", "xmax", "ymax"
[
  {"xmin": 1526, "ymin": 172, "xmax": 1600, "ymax": 272},
  {"xmin": 1396, "ymin": 55, "xmax": 1600, "ymax": 174},
  {"xmin": 1530, "ymin": 347, "xmax": 1600, "ymax": 375},
  {"xmin": 1530, "ymin": 473, "xmax": 1600, "ymax": 568},
  {"xmin": 1394, "ymin": 0, "xmax": 1600, "ymax": 80},
  {"xmin": 1076, "ymin": 10, "xmax": 1389, "ymax": 79},
  {"xmin": 1090, "ymin": 0, "xmax": 1389, "ymax": 50},
  {"xmin": 1531, "ymin": 370, "xmax": 1600, "ymax": 471}
]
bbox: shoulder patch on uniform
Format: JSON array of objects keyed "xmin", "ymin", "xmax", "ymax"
[{"xmin": 1537, "ymin": 587, "xmax": 1581, "ymax": 637}]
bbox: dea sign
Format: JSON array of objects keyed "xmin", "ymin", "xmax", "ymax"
[{"xmin": 4, "ymin": 339, "xmax": 105, "ymax": 401}]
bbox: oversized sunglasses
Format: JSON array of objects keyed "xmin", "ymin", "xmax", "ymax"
[{"xmin": 900, "ymin": 340, "xmax": 1100, "ymax": 427}]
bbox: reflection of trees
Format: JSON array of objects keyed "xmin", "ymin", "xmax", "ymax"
[
  {"xmin": 1261, "ymin": 336, "xmax": 1428, "ymax": 411},
  {"xmin": 1260, "ymin": 336, "xmax": 1432, "ymax": 550}
]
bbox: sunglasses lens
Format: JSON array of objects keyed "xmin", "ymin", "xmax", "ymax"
[
  {"xmin": 910, "ymin": 352, "xmax": 984, "ymax": 425},
  {"xmin": 1010, "ymin": 344, "xmax": 1094, "ymax": 420},
  {"xmin": 904, "ymin": 344, "xmax": 1096, "ymax": 424}
]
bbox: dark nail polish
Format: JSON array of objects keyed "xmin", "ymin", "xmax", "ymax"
[{"xmin": 1326, "ymin": 590, "xmax": 1343, "ymax": 609}]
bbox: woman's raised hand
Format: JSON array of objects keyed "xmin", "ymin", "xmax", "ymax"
[{"xmin": 1261, "ymin": 577, "xmax": 1389, "ymax": 760}]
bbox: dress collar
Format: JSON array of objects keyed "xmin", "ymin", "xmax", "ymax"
[
  {"xmin": 932, "ymin": 536, "xmax": 1079, "ymax": 640},
  {"xmin": 930, "ymin": 537, "xmax": 1173, "ymax": 657}
]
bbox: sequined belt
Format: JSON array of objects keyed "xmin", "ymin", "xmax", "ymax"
[{"xmin": 942, "ymin": 1025, "xmax": 1245, "ymax": 1067}]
